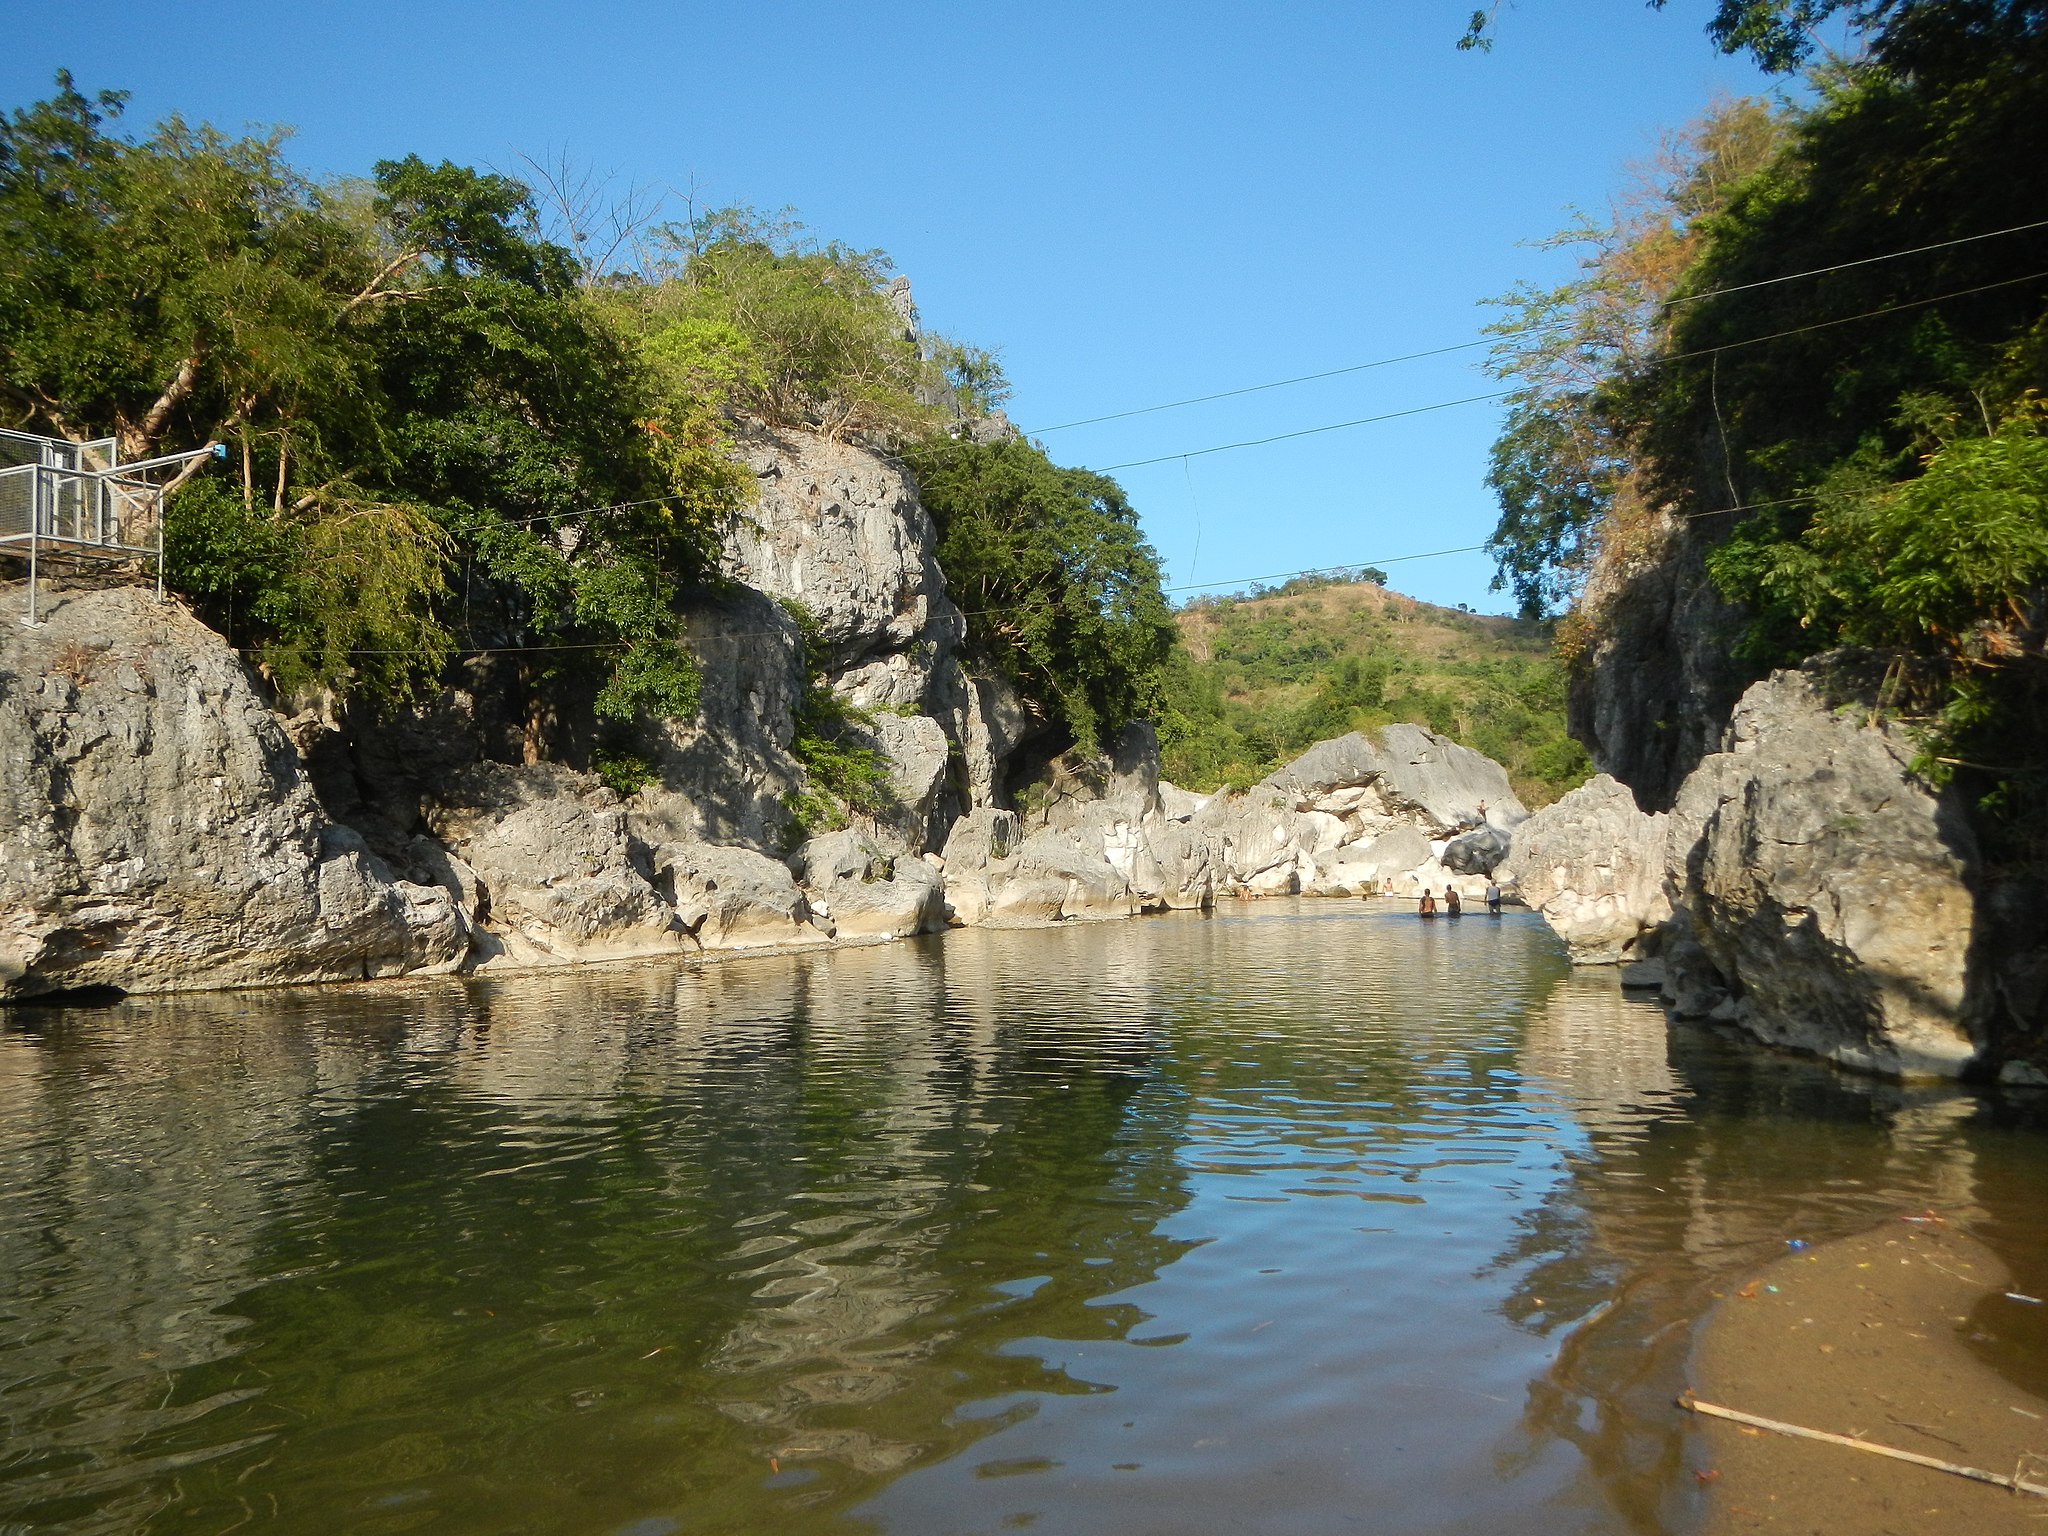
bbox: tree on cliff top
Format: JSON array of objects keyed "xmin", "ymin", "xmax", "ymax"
[
  {"xmin": 1480, "ymin": 96, "xmax": 1788, "ymax": 617},
  {"xmin": 904, "ymin": 436, "xmax": 1175, "ymax": 753},
  {"xmin": 0, "ymin": 74, "xmax": 746, "ymax": 722},
  {"xmin": 597, "ymin": 203, "xmax": 1006, "ymax": 445},
  {"xmin": 1479, "ymin": 4, "xmax": 2048, "ymax": 843}
]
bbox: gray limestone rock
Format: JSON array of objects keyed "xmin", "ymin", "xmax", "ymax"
[
  {"xmin": 429, "ymin": 763, "xmax": 680, "ymax": 965},
  {"xmin": 1501, "ymin": 775, "xmax": 1673, "ymax": 965},
  {"xmin": 1569, "ymin": 510, "xmax": 1754, "ymax": 811},
  {"xmin": 729, "ymin": 429, "xmax": 967, "ymax": 683},
  {"xmin": 633, "ymin": 587, "xmax": 806, "ymax": 851},
  {"xmin": 648, "ymin": 840, "xmax": 821, "ymax": 950},
  {"xmin": 1260, "ymin": 727, "xmax": 1525, "ymax": 834},
  {"xmin": 1668, "ymin": 666, "xmax": 1980, "ymax": 1078},
  {"xmin": 1361, "ymin": 825, "xmax": 1434, "ymax": 882},
  {"xmin": 792, "ymin": 828, "xmax": 945, "ymax": 940},
  {"xmin": 857, "ymin": 711, "xmax": 954, "ymax": 852},
  {"xmin": 1443, "ymin": 824, "xmax": 1513, "ymax": 875},
  {"xmin": 0, "ymin": 586, "xmax": 466, "ymax": 997}
]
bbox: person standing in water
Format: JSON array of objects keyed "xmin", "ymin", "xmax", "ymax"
[
  {"xmin": 1445, "ymin": 887, "xmax": 1462, "ymax": 917},
  {"xmin": 1419, "ymin": 890, "xmax": 1438, "ymax": 917},
  {"xmin": 1484, "ymin": 880, "xmax": 1502, "ymax": 915}
]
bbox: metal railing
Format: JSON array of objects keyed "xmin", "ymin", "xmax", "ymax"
[{"xmin": 0, "ymin": 428, "xmax": 217, "ymax": 624}]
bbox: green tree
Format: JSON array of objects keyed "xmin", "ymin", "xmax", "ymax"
[
  {"xmin": 3, "ymin": 76, "xmax": 747, "ymax": 720},
  {"xmin": 903, "ymin": 437, "xmax": 1175, "ymax": 751}
]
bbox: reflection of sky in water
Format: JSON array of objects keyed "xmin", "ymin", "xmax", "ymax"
[{"xmin": 2, "ymin": 904, "xmax": 2042, "ymax": 1536}]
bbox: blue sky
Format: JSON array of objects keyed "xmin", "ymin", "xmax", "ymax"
[{"xmin": 5, "ymin": 2, "xmax": 1776, "ymax": 612}]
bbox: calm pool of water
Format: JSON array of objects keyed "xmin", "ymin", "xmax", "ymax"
[{"xmin": 3, "ymin": 903, "xmax": 2044, "ymax": 1535}]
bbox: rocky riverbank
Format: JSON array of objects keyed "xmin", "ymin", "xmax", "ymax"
[
  {"xmin": 0, "ymin": 427, "xmax": 1527, "ymax": 1003},
  {"xmin": 1500, "ymin": 520, "xmax": 2048, "ymax": 1084}
]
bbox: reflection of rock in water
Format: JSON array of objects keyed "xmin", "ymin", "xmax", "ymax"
[
  {"xmin": 1504, "ymin": 968, "xmax": 1993, "ymax": 1533},
  {"xmin": 691, "ymin": 929, "xmax": 1182, "ymax": 1474},
  {"xmin": 1520, "ymin": 970, "xmax": 1682, "ymax": 1139}
]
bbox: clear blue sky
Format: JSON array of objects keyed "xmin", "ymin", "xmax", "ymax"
[{"xmin": 5, "ymin": 2, "xmax": 1776, "ymax": 612}]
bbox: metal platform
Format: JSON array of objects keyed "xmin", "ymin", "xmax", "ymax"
[{"xmin": 0, "ymin": 427, "xmax": 217, "ymax": 624}]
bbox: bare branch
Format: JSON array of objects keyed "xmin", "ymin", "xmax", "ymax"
[
  {"xmin": 126, "ymin": 354, "xmax": 202, "ymax": 459},
  {"xmin": 340, "ymin": 247, "xmax": 430, "ymax": 316},
  {"xmin": 159, "ymin": 442, "xmax": 220, "ymax": 500},
  {"xmin": 510, "ymin": 146, "xmax": 666, "ymax": 286}
]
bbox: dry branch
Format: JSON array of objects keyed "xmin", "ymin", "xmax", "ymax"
[{"xmin": 1680, "ymin": 1393, "xmax": 2048, "ymax": 1498}]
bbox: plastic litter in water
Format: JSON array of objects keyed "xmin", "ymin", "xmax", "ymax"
[
  {"xmin": 2005, "ymin": 1292, "xmax": 2044, "ymax": 1305},
  {"xmin": 1786, "ymin": 1239, "xmax": 1809, "ymax": 1250}
]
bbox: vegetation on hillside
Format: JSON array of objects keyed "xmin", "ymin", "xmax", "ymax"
[
  {"xmin": 1157, "ymin": 573, "xmax": 1590, "ymax": 805},
  {"xmin": 1481, "ymin": 0, "xmax": 2048, "ymax": 852},
  {"xmin": 0, "ymin": 75, "xmax": 1153, "ymax": 811},
  {"xmin": 3, "ymin": 74, "xmax": 1594, "ymax": 818}
]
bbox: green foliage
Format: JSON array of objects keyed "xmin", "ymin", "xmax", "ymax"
[
  {"xmin": 1460, "ymin": 1, "xmax": 2042, "ymax": 75},
  {"xmin": 2, "ymin": 75, "xmax": 750, "ymax": 723},
  {"xmin": 1479, "ymin": 4, "xmax": 2048, "ymax": 848},
  {"xmin": 1159, "ymin": 583, "xmax": 1592, "ymax": 805},
  {"xmin": 591, "ymin": 744, "xmax": 656, "ymax": 799},
  {"xmin": 601, "ymin": 204, "xmax": 1001, "ymax": 442},
  {"xmin": 1709, "ymin": 411, "xmax": 2048, "ymax": 793},
  {"xmin": 164, "ymin": 479, "xmax": 453, "ymax": 701},
  {"xmin": 902, "ymin": 437, "xmax": 1175, "ymax": 752},
  {"xmin": 1480, "ymin": 96, "xmax": 1788, "ymax": 616},
  {"xmin": 778, "ymin": 600, "xmax": 895, "ymax": 840}
]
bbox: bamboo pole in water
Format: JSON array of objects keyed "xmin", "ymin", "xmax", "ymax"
[{"xmin": 1679, "ymin": 1393, "xmax": 2048, "ymax": 1498}]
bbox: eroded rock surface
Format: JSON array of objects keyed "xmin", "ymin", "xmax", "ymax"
[
  {"xmin": 1668, "ymin": 668, "xmax": 1981, "ymax": 1078},
  {"xmin": 1501, "ymin": 775, "xmax": 1673, "ymax": 965},
  {"xmin": 0, "ymin": 587, "xmax": 465, "ymax": 997},
  {"xmin": 791, "ymin": 829, "xmax": 944, "ymax": 940},
  {"xmin": 430, "ymin": 763, "xmax": 682, "ymax": 966}
]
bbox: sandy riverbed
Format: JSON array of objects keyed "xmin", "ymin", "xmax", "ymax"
[{"xmin": 1688, "ymin": 1218, "xmax": 2048, "ymax": 1534}]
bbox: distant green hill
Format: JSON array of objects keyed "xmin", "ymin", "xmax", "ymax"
[{"xmin": 1156, "ymin": 573, "xmax": 1592, "ymax": 806}]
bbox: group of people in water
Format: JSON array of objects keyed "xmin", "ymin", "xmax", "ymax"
[{"xmin": 1413, "ymin": 882, "xmax": 1502, "ymax": 917}]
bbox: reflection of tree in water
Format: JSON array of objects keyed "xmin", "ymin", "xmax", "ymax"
[
  {"xmin": 1504, "ymin": 969, "xmax": 2013, "ymax": 1534},
  {"xmin": 2, "ymin": 935, "xmax": 1200, "ymax": 1535}
]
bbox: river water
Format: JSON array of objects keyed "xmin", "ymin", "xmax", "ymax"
[{"xmin": 3, "ymin": 903, "xmax": 2045, "ymax": 1536}]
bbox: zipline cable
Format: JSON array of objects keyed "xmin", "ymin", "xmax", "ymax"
[
  {"xmin": 1025, "ymin": 216, "xmax": 2048, "ymax": 435},
  {"xmin": 1095, "ymin": 269, "xmax": 2048, "ymax": 471},
  {"xmin": 215, "ymin": 489, "xmax": 1828, "ymax": 658}
]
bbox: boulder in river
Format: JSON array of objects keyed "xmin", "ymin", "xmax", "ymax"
[
  {"xmin": 0, "ymin": 586, "xmax": 467, "ymax": 997},
  {"xmin": 791, "ymin": 828, "xmax": 945, "ymax": 940},
  {"xmin": 1668, "ymin": 666, "xmax": 1981, "ymax": 1079},
  {"xmin": 1500, "ymin": 774, "xmax": 1673, "ymax": 965},
  {"xmin": 430, "ymin": 763, "xmax": 684, "ymax": 966}
]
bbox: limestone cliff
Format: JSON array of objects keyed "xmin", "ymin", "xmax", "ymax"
[
  {"xmin": 1, "ymin": 428, "xmax": 1537, "ymax": 1004},
  {"xmin": 1511, "ymin": 648, "xmax": 2045, "ymax": 1083},
  {"xmin": 1567, "ymin": 511, "xmax": 1755, "ymax": 812},
  {"xmin": 0, "ymin": 586, "xmax": 466, "ymax": 999}
]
